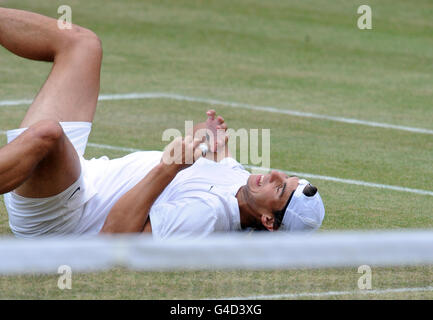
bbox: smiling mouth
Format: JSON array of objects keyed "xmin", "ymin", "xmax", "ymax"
[{"xmin": 256, "ymin": 175, "xmax": 264, "ymax": 187}]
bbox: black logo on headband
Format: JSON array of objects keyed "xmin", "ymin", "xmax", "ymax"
[{"xmin": 303, "ymin": 184, "xmax": 318, "ymax": 197}]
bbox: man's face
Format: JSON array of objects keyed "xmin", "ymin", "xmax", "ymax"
[{"xmin": 246, "ymin": 171, "xmax": 299, "ymax": 217}]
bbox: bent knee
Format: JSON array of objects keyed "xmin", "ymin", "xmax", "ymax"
[
  {"xmin": 28, "ymin": 120, "xmax": 64, "ymax": 150},
  {"xmin": 57, "ymin": 25, "xmax": 102, "ymax": 59},
  {"xmin": 71, "ymin": 26, "xmax": 102, "ymax": 56}
]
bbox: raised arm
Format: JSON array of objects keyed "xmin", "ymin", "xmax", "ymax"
[{"xmin": 99, "ymin": 136, "xmax": 203, "ymax": 233}]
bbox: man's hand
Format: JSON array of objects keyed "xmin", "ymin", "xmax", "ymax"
[{"xmin": 161, "ymin": 135, "xmax": 204, "ymax": 174}]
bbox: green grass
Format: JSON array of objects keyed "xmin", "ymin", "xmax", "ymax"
[
  {"xmin": 0, "ymin": 0, "xmax": 432, "ymax": 299},
  {"xmin": 1, "ymin": 266, "xmax": 433, "ymax": 299}
]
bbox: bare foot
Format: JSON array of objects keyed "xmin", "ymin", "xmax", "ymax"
[{"xmin": 206, "ymin": 109, "xmax": 228, "ymax": 153}]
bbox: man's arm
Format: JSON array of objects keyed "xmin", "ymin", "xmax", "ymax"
[
  {"xmin": 100, "ymin": 136, "xmax": 203, "ymax": 233},
  {"xmin": 100, "ymin": 162, "xmax": 178, "ymax": 233}
]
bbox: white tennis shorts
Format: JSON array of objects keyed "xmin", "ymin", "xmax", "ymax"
[{"xmin": 4, "ymin": 122, "xmax": 162, "ymax": 238}]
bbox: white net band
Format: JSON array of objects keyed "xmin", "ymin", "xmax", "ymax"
[{"xmin": 1, "ymin": 230, "xmax": 433, "ymax": 275}]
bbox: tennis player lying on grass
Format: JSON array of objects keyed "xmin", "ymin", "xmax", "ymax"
[{"xmin": 0, "ymin": 8, "xmax": 325, "ymax": 238}]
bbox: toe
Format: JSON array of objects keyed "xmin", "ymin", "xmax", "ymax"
[{"xmin": 207, "ymin": 109, "xmax": 216, "ymax": 120}]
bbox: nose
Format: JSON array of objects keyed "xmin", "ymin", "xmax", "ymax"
[{"xmin": 268, "ymin": 170, "xmax": 283, "ymax": 183}]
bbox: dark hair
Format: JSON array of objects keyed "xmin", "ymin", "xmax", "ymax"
[
  {"xmin": 273, "ymin": 184, "xmax": 318, "ymax": 230},
  {"xmin": 272, "ymin": 210, "xmax": 285, "ymax": 230},
  {"xmin": 272, "ymin": 190, "xmax": 295, "ymax": 230}
]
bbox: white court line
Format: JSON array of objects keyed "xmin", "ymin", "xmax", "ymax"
[
  {"xmin": 87, "ymin": 142, "xmax": 142, "ymax": 153},
  {"xmin": 1, "ymin": 132, "xmax": 432, "ymax": 197},
  {"xmin": 212, "ymin": 286, "xmax": 433, "ymax": 300},
  {"xmin": 85, "ymin": 144, "xmax": 433, "ymax": 196},
  {"xmin": 1, "ymin": 93, "xmax": 432, "ymax": 196},
  {"xmin": 246, "ymin": 165, "xmax": 433, "ymax": 197},
  {"xmin": 86, "ymin": 143, "xmax": 433, "ymax": 196},
  {"xmin": 1, "ymin": 92, "xmax": 433, "ymax": 135},
  {"xmin": 0, "ymin": 99, "xmax": 32, "ymax": 106}
]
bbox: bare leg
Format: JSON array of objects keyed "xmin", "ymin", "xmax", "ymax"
[
  {"xmin": 0, "ymin": 120, "xmax": 63, "ymax": 195},
  {"xmin": 0, "ymin": 8, "xmax": 102, "ymax": 197},
  {"xmin": 0, "ymin": 8, "xmax": 102, "ymax": 126}
]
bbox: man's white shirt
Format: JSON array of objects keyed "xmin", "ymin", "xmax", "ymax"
[
  {"xmin": 79, "ymin": 151, "xmax": 250, "ymax": 238},
  {"xmin": 148, "ymin": 156, "xmax": 249, "ymax": 239}
]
